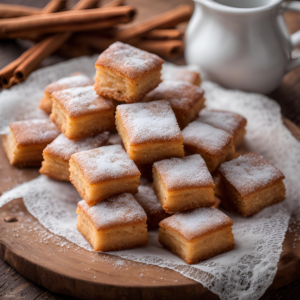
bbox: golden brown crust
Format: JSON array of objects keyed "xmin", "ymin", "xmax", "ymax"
[
  {"xmin": 94, "ymin": 79, "xmax": 162, "ymax": 103},
  {"xmin": 142, "ymin": 81, "xmax": 205, "ymax": 129},
  {"xmin": 143, "ymin": 81, "xmax": 204, "ymax": 114},
  {"xmin": 43, "ymin": 133, "xmax": 109, "ymax": 161},
  {"xmin": 39, "ymin": 167, "xmax": 69, "ymax": 181},
  {"xmin": 45, "ymin": 73, "xmax": 94, "ymax": 95},
  {"xmin": 217, "ymin": 152, "xmax": 285, "ymax": 197},
  {"xmin": 158, "ymin": 237, "xmax": 234, "ymax": 264},
  {"xmin": 95, "ymin": 42, "xmax": 164, "ymax": 80},
  {"xmin": 159, "ymin": 214, "xmax": 233, "ymax": 242},
  {"xmin": 77, "ymin": 205, "xmax": 147, "ymax": 232},
  {"xmin": 9, "ymin": 119, "xmax": 60, "ymax": 147},
  {"xmin": 39, "ymin": 93, "xmax": 52, "ymax": 114},
  {"xmin": 116, "ymin": 101, "xmax": 183, "ymax": 146},
  {"xmin": 51, "ymin": 86, "xmax": 114, "ymax": 119},
  {"xmin": 217, "ymin": 176, "xmax": 286, "ymax": 217}
]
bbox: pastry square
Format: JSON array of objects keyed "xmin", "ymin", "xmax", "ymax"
[
  {"xmin": 216, "ymin": 152, "xmax": 286, "ymax": 217},
  {"xmin": 50, "ymin": 86, "xmax": 115, "ymax": 140},
  {"xmin": 116, "ymin": 100, "xmax": 184, "ymax": 164},
  {"xmin": 143, "ymin": 80, "xmax": 205, "ymax": 129},
  {"xmin": 162, "ymin": 65, "xmax": 201, "ymax": 86},
  {"xmin": 94, "ymin": 42, "xmax": 164, "ymax": 103},
  {"xmin": 69, "ymin": 144, "xmax": 141, "ymax": 206},
  {"xmin": 134, "ymin": 184, "xmax": 169, "ymax": 229},
  {"xmin": 182, "ymin": 121, "xmax": 235, "ymax": 173},
  {"xmin": 197, "ymin": 109, "xmax": 247, "ymax": 148},
  {"xmin": 158, "ymin": 207, "xmax": 234, "ymax": 264},
  {"xmin": 153, "ymin": 155, "xmax": 215, "ymax": 213},
  {"xmin": 39, "ymin": 73, "xmax": 94, "ymax": 114},
  {"xmin": 40, "ymin": 132, "xmax": 109, "ymax": 181},
  {"xmin": 3, "ymin": 119, "xmax": 60, "ymax": 167},
  {"xmin": 76, "ymin": 193, "xmax": 148, "ymax": 252}
]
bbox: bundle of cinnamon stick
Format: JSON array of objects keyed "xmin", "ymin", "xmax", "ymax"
[{"xmin": 0, "ymin": 0, "xmax": 193, "ymax": 89}]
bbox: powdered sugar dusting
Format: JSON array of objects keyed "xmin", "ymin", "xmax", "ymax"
[
  {"xmin": 96, "ymin": 42, "xmax": 164, "ymax": 79},
  {"xmin": 71, "ymin": 145, "xmax": 140, "ymax": 184},
  {"xmin": 154, "ymin": 155, "xmax": 214, "ymax": 190},
  {"xmin": 160, "ymin": 207, "xmax": 233, "ymax": 241},
  {"xmin": 144, "ymin": 80, "xmax": 204, "ymax": 112},
  {"xmin": 52, "ymin": 86, "xmax": 113, "ymax": 118},
  {"xmin": 117, "ymin": 100, "xmax": 182, "ymax": 144},
  {"xmin": 44, "ymin": 132, "xmax": 109, "ymax": 161},
  {"xmin": 134, "ymin": 184, "xmax": 164, "ymax": 216},
  {"xmin": 182, "ymin": 121, "xmax": 233, "ymax": 155},
  {"xmin": 162, "ymin": 63, "xmax": 201, "ymax": 84},
  {"xmin": 78, "ymin": 193, "xmax": 147, "ymax": 230},
  {"xmin": 10, "ymin": 119, "xmax": 60, "ymax": 146},
  {"xmin": 45, "ymin": 73, "xmax": 94, "ymax": 94},
  {"xmin": 218, "ymin": 152, "xmax": 285, "ymax": 196},
  {"xmin": 197, "ymin": 109, "xmax": 246, "ymax": 136}
]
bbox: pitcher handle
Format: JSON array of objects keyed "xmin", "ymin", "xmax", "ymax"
[{"xmin": 281, "ymin": 1, "xmax": 300, "ymax": 72}]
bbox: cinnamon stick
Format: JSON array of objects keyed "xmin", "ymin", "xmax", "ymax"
[
  {"xmin": 0, "ymin": 44, "xmax": 39, "ymax": 87},
  {"xmin": 0, "ymin": 0, "xmax": 67, "ymax": 88},
  {"xmin": 4, "ymin": 15, "xmax": 133, "ymax": 38},
  {"xmin": 110, "ymin": 5, "xmax": 192, "ymax": 41},
  {"xmin": 134, "ymin": 40, "xmax": 184, "ymax": 58},
  {"xmin": 0, "ymin": 4, "xmax": 41, "ymax": 18},
  {"xmin": 14, "ymin": 0, "xmax": 68, "ymax": 42},
  {"xmin": 142, "ymin": 29, "xmax": 184, "ymax": 40},
  {"xmin": 14, "ymin": 33, "xmax": 71, "ymax": 81},
  {"xmin": 0, "ymin": 6, "xmax": 136, "ymax": 35},
  {"xmin": 42, "ymin": 0, "xmax": 67, "ymax": 14},
  {"xmin": 5, "ymin": 0, "xmax": 101, "ymax": 87},
  {"xmin": 69, "ymin": 33, "xmax": 184, "ymax": 59},
  {"xmin": 102, "ymin": 0, "xmax": 124, "ymax": 8},
  {"xmin": 72, "ymin": 0, "xmax": 99, "ymax": 10}
]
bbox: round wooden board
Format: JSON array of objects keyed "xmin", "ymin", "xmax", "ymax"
[{"xmin": 0, "ymin": 117, "xmax": 300, "ymax": 300}]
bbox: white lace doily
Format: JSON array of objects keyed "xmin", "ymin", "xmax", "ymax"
[{"xmin": 1, "ymin": 57, "xmax": 300, "ymax": 300}]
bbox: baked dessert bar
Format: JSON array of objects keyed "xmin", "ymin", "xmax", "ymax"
[
  {"xmin": 69, "ymin": 145, "xmax": 141, "ymax": 206},
  {"xmin": 77, "ymin": 193, "xmax": 148, "ymax": 251},
  {"xmin": 94, "ymin": 42, "xmax": 164, "ymax": 103},
  {"xmin": 3, "ymin": 119, "xmax": 60, "ymax": 167},
  {"xmin": 116, "ymin": 100, "xmax": 184, "ymax": 164},
  {"xmin": 197, "ymin": 109, "xmax": 247, "ymax": 148},
  {"xmin": 134, "ymin": 184, "xmax": 169, "ymax": 229},
  {"xmin": 162, "ymin": 65, "xmax": 201, "ymax": 86},
  {"xmin": 215, "ymin": 152, "xmax": 286, "ymax": 217},
  {"xmin": 50, "ymin": 86, "xmax": 115, "ymax": 140},
  {"xmin": 143, "ymin": 80, "xmax": 205, "ymax": 129},
  {"xmin": 39, "ymin": 73, "xmax": 94, "ymax": 114},
  {"xmin": 40, "ymin": 132, "xmax": 109, "ymax": 181},
  {"xmin": 158, "ymin": 207, "xmax": 234, "ymax": 264},
  {"xmin": 182, "ymin": 121, "xmax": 235, "ymax": 173},
  {"xmin": 153, "ymin": 155, "xmax": 215, "ymax": 213}
]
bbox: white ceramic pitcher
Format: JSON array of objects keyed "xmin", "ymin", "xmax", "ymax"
[{"xmin": 185, "ymin": 0, "xmax": 300, "ymax": 94}]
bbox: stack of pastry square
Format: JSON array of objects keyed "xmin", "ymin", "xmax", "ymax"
[
  {"xmin": 75, "ymin": 42, "xmax": 169, "ymax": 252},
  {"xmin": 3, "ymin": 41, "xmax": 287, "ymax": 265},
  {"xmin": 84, "ymin": 41, "xmax": 234, "ymax": 263}
]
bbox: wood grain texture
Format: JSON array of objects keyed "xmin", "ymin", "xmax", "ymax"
[{"xmin": 0, "ymin": 0, "xmax": 300, "ymax": 299}]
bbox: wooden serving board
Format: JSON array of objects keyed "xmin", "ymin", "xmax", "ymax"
[{"xmin": 0, "ymin": 118, "xmax": 300, "ymax": 300}]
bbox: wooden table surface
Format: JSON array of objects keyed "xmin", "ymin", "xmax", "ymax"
[{"xmin": 0, "ymin": 1, "xmax": 299, "ymax": 299}]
